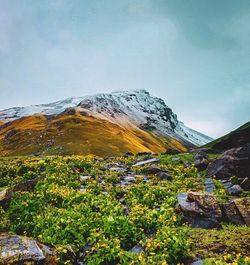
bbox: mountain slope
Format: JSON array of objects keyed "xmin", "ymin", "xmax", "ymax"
[
  {"xmin": 203, "ymin": 121, "xmax": 250, "ymax": 150},
  {"xmin": 0, "ymin": 90, "xmax": 212, "ymax": 156}
]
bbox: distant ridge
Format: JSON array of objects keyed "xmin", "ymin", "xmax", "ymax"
[{"xmin": 203, "ymin": 122, "xmax": 250, "ymax": 150}]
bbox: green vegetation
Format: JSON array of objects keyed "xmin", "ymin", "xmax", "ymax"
[{"xmin": 0, "ymin": 154, "xmax": 249, "ymax": 264}]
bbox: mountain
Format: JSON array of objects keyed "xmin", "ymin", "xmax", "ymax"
[
  {"xmin": 204, "ymin": 121, "xmax": 250, "ymax": 151},
  {"xmin": 0, "ymin": 90, "xmax": 212, "ymax": 156}
]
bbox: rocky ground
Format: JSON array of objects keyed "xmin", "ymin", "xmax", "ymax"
[{"xmin": 0, "ymin": 144, "xmax": 249, "ymax": 264}]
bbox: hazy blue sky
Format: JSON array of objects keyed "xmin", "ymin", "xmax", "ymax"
[{"xmin": 0, "ymin": 0, "xmax": 250, "ymax": 138}]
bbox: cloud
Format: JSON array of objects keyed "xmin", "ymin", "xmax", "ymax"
[{"xmin": 0, "ymin": 0, "xmax": 249, "ymax": 138}]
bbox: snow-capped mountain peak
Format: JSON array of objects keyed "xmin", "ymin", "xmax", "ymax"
[{"xmin": 0, "ymin": 89, "xmax": 213, "ymax": 146}]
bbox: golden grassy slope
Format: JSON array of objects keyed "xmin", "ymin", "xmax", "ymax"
[{"xmin": 0, "ymin": 112, "xmax": 187, "ymax": 157}]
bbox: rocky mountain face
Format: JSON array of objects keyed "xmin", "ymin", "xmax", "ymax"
[{"xmin": 0, "ymin": 90, "xmax": 212, "ymax": 156}]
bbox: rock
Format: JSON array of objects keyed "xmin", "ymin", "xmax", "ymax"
[
  {"xmin": 171, "ymin": 157, "xmax": 180, "ymax": 162},
  {"xmin": 227, "ymin": 185, "xmax": 243, "ymax": 195},
  {"xmin": 0, "ymin": 233, "xmax": 45, "ymax": 264},
  {"xmin": 157, "ymin": 172, "xmax": 172, "ymax": 180},
  {"xmin": 194, "ymin": 150, "xmax": 208, "ymax": 161},
  {"xmin": 222, "ymin": 197, "xmax": 250, "ymax": 226},
  {"xmin": 204, "ymin": 178, "xmax": 215, "ymax": 193},
  {"xmin": 177, "ymin": 192, "xmax": 222, "ymax": 228},
  {"xmin": 80, "ymin": 175, "xmax": 91, "ymax": 181},
  {"xmin": 190, "ymin": 217, "xmax": 221, "ymax": 229},
  {"xmin": 39, "ymin": 244, "xmax": 57, "ymax": 264},
  {"xmin": 109, "ymin": 166, "xmax": 127, "ymax": 173},
  {"xmin": 128, "ymin": 244, "xmax": 143, "ymax": 254},
  {"xmin": 0, "ymin": 176, "xmax": 44, "ymax": 207},
  {"xmin": 207, "ymin": 143, "xmax": 250, "ymax": 179},
  {"xmin": 123, "ymin": 176, "xmax": 136, "ymax": 182},
  {"xmin": 124, "ymin": 152, "xmax": 134, "ymax": 157},
  {"xmin": 132, "ymin": 158, "xmax": 159, "ymax": 167},
  {"xmin": 194, "ymin": 158, "xmax": 209, "ymax": 171},
  {"xmin": 191, "ymin": 259, "xmax": 204, "ymax": 265},
  {"xmin": 234, "ymin": 197, "xmax": 250, "ymax": 226},
  {"xmin": 143, "ymin": 166, "xmax": 162, "ymax": 174},
  {"xmin": 222, "ymin": 201, "xmax": 245, "ymax": 225},
  {"xmin": 240, "ymin": 177, "xmax": 250, "ymax": 191},
  {"xmin": 164, "ymin": 149, "xmax": 180, "ymax": 155},
  {"xmin": 136, "ymin": 152, "xmax": 152, "ymax": 156}
]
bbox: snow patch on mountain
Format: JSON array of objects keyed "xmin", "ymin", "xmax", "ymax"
[{"xmin": 0, "ymin": 89, "xmax": 213, "ymax": 146}]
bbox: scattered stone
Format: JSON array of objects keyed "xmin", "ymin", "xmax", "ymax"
[
  {"xmin": 0, "ymin": 233, "xmax": 45, "ymax": 264},
  {"xmin": 177, "ymin": 192, "xmax": 222, "ymax": 228},
  {"xmin": 194, "ymin": 150, "xmax": 209, "ymax": 171},
  {"xmin": 128, "ymin": 244, "xmax": 143, "ymax": 254},
  {"xmin": 143, "ymin": 166, "xmax": 162, "ymax": 174},
  {"xmin": 0, "ymin": 176, "xmax": 44, "ymax": 207},
  {"xmin": 240, "ymin": 177, "xmax": 250, "ymax": 191},
  {"xmin": 191, "ymin": 259, "xmax": 204, "ymax": 265},
  {"xmin": 204, "ymin": 178, "xmax": 215, "ymax": 193},
  {"xmin": 136, "ymin": 152, "xmax": 152, "ymax": 156},
  {"xmin": 220, "ymin": 179, "xmax": 233, "ymax": 189},
  {"xmin": 194, "ymin": 150, "xmax": 208, "ymax": 161},
  {"xmin": 80, "ymin": 175, "xmax": 91, "ymax": 181},
  {"xmin": 124, "ymin": 152, "xmax": 134, "ymax": 157},
  {"xmin": 157, "ymin": 172, "xmax": 172, "ymax": 180},
  {"xmin": 123, "ymin": 176, "xmax": 136, "ymax": 182},
  {"xmin": 171, "ymin": 157, "xmax": 180, "ymax": 162},
  {"xmin": 164, "ymin": 149, "xmax": 180, "ymax": 155},
  {"xmin": 194, "ymin": 158, "xmax": 209, "ymax": 171},
  {"xmin": 227, "ymin": 185, "xmax": 243, "ymax": 195},
  {"xmin": 79, "ymin": 185, "xmax": 87, "ymax": 192},
  {"xmin": 109, "ymin": 166, "xmax": 127, "ymax": 173},
  {"xmin": 132, "ymin": 158, "xmax": 159, "ymax": 167}
]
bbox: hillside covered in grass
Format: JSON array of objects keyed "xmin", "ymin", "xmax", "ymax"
[
  {"xmin": 204, "ymin": 122, "xmax": 250, "ymax": 151},
  {"xmin": 1, "ymin": 152, "xmax": 249, "ymax": 264}
]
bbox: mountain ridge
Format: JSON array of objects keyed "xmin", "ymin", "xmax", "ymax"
[{"xmin": 0, "ymin": 90, "xmax": 213, "ymax": 156}]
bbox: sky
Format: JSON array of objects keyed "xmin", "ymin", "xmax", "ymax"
[{"xmin": 0, "ymin": 0, "xmax": 250, "ymax": 138}]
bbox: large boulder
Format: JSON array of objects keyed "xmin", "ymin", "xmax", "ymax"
[
  {"xmin": 207, "ymin": 144, "xmax": 250, "ymax": 182},
  {"xmin": 0, "ymin": 233, "xmax": 45, "ymax": 264},
  {"xmin": 177, "ymin": 192, "xmax": 222, "ymax": 229},
  {"xmin": 222, "ymin": 197, "xmax": 250, "ymax": 226}
]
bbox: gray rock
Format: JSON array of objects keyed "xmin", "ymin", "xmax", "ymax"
[
  {"xmin": 207, "ymin": 143, "xmax": 250, "ymax": 179},
  {"xmin": 240, "ymin": 177, "xmax": 250, "ymax": 191},
  {"xmin": 190, "ymin": 217, "xmax": 221, "ymax": 229},
  {"xmin": 80, "ymin": 175, "xmax": 91, "ymax": 181},
  {"xmin": 143, "ymin": 166, "xmax": 162, "ymax": 174},
  {"xmin": 0, "ymin": 233, "xmax": 45, "ymax": 264},
  {"xmin": 194, "ymin": 158, "xmax": 209, "ymax": 171},
  {"xmin": 191, "ymin": 259, "xmax": 204, "ymax": 265},
  {"xmin": 109, "ymin": 167, "xmax": 127, "ymax": 173},
  {"xmin": 132, "ymin": 158, "xmax": 159, "ymax": 167},
  {"xmin": 128, "ymin": 244, "xmax": 143, "ymax": 254},
  {"xmin": 177, "ymin": 192, "xmax": 222, "ymax": 228},
  {"xmin": 204, "ymin": 178, "xmax": 215, "ymax": 193},
  {"xmin": 158, "ymin": 172, "xmax": 172, "ymax": 180},
  {"xmin": 194, "ymin": 150, "xmax": 208, "ymax": 161},
  {"xmin": 222, "ymin": 197, "xmax": 250, "ymax": 226},
  {"xmin": 227, "ymin": 184, "xmax": 243, "ymax": 195},
  {"xmin": 123, "ymin": 176, "xmax": 136, "ymax": 182}
]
